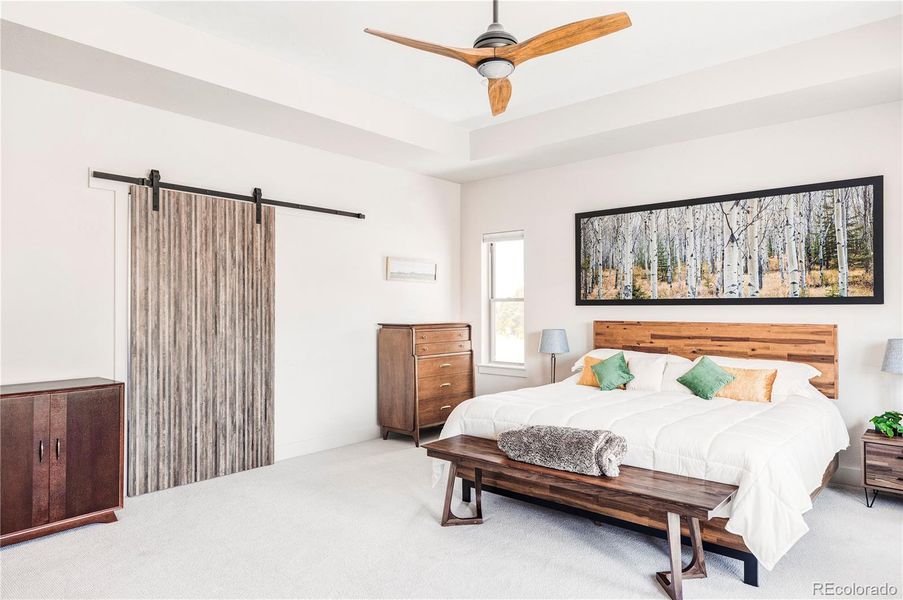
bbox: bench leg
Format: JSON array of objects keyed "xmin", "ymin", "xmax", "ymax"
[
  {"xmin": 441, "ymin": 464, "xmax": 483, "ymax": 526},
  {"xmin": 461, "ymin": 479, "xmax": 472, "ymax": 503},
  {"xmin": 682, "ymin": 516, "xmax": 707, "ymax": 579},
  {"xmin": 656, "ymin": 513, "xmax": 707, "ymax": 600}
]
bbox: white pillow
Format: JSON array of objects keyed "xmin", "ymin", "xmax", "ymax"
[
  {"xmin": 625, "ymin": 355, "xmax": 668, "ymax": 392},
  {"xmin": 661, "ymin": 360, "xmax": 695, "ymax": 394},
  {"xmin": 571, "ymin": 348, "xmax": 689, "ymax": 373},
  {"xmin": 706, "ymin": 355, "xmax": 821, "ymax": 397}
]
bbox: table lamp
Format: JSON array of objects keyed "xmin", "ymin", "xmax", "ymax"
[
  {"xmin": 882, "ymin": 338, "xmax": 903, "ymax": 375},
  {"xmin": 539, "ymin": 329, "xmax": 569, "ymax": 384}
]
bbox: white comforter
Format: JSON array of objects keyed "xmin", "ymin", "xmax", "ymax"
[{"xmin": 436, "ymin": 375, "xmax": 849, "ymax": 570}]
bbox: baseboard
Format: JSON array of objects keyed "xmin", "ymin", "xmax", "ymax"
[
  {"xmin": 275, "ymin": 426, "xmax": 380, "ymax": 461},
  {"xmin": 831, "ymin": 465, "xmax": 861, "ymax": 487}
]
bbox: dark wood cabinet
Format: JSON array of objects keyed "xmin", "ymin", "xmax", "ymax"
[
  {"xmin": 1, "ymin": 378, "xmax": 123, "ymax": 546},
  {"xmin": 378, "ymin": 323, "xmax": 474, "ymax": 446}
]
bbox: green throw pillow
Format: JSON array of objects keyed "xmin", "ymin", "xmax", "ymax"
[
  {"xmin": 677, "ymin": 356, "xmax": 735, "ymax": 400},
  {"xmin": 590, "ymin": 351, "xmax": 635, "ymax": 391}
]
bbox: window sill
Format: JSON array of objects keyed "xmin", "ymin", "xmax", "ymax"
[{"xmin": 478, "ymin": 363, "xmax": 527, "ymax": 378}]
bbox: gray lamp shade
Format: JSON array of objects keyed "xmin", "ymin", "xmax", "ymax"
[
  {"xmin": 882, "ymin": 338, "xmax": 903, "ymax": 374},
  {"xmin": 539, "ymin": 329, "xmax": 569, "ymax": 354}
]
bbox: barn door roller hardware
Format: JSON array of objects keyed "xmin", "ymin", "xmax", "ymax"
[{"xmin": 91, "ymin": 169, "xmax": 366, "ymax": 222}]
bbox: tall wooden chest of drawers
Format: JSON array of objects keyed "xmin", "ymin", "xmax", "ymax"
[{"xmin": 377, "ymin": 323, "xmax": 474, "ymax": 446}]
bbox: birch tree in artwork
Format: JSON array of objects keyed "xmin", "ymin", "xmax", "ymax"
[
  {"xmin": 722, "ymin": 201, "xmax": 741, "ymax": 297},
  {"xmin": 784, "ymin": 194, "xmax": 801, "ymax": 297},
  {"xmin": 684, "ymin": 206, "xmax": 697, "ymax": 298},
  {"xmin": 833, "ymin": 189, "xmax": 849, "ymax": 296},
  {"xmin": 671, "ymin": 212, "xmax": 683, "ymax": 290},
  {"xmin": 745, "ymin": 198, "xmax": 760, "ymax": 297},
  {"xmin": 798, "ymin": 193, "xmax": 809, "ymax": 291},
  {"xmin": 646, "ymin": 210, "xmax": 659, "ymax": 299},
  {"xmin": 595, "ymin": 218, "xmax": 607, "ymax": 299},
  {"xmin": 665, "ymin": 214, "xmax": 673, "ymax": 287},
  {"xmin": 620, "ymin": 213, "xmax": 634, "ymax": 299}
]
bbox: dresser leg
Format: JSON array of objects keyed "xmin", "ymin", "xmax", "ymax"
[
  {"xmin": 865, "ymin": 488, "xmax": 878, "ymax": 508},
  {"xmin": 381, "ymin": 428, "xmax": 389, "ymax": 440},
  {"xmin": 413, "ymin": 429, "xmax": 420, "ymax": 448}
]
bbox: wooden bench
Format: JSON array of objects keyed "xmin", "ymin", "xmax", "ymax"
[{"xmin": 424, "ymin": 435, "xmax": 738, "ymax": 600}]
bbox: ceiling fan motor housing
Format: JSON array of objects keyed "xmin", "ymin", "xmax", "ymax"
[{"xmin": 473, "ymin": 23, "xmax": 517, "ymax": 48}]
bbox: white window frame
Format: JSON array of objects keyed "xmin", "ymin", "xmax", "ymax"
[{"xmin": 481, "ymin": 230, "xmax": 526, "ymax": 376}]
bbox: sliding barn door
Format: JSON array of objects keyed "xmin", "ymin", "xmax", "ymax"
[{"xmin": 129, "ymin": 186, "xmax": 275, "ymax": 496}]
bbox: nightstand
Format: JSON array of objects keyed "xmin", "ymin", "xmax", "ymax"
[{"xmin": 862, "ymin": 430, "xmax": 903, "ymax": 507}]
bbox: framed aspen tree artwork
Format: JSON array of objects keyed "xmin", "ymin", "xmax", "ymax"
[{"xmin": 575, "ymin": 176, "xmax": 883, "ymax": 305}]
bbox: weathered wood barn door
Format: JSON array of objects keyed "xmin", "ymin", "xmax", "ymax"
[{"xmin": 128, "ymin": 186, "xmax": 275, "ymax": 496}]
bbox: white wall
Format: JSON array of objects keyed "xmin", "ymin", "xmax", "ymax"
[
  {"xmin": 461, "ymin": 101, "xmax": 903, "ymax": 485},
  {"xmin": 0, "ymin": 71, "xmax": 461, "ymax": 460}
]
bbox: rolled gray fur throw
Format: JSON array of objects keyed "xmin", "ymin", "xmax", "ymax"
[{"xmin": 497, "ymin": 425, "xmax": 628, "ymax": 477}]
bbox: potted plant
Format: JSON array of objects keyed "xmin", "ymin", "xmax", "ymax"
[{"xmin": 870, "ymin": 411, "xmax": 903, "ymax": 438}]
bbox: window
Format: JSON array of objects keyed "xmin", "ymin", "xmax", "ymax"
[{"xmin": 484, "ymin": 231, "xmax": 524, "ymax": 367}]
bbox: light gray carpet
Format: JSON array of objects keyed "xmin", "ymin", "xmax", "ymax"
[{"xmin": 1, "ymin": 435, "xmax": 901, "ymax": 599}]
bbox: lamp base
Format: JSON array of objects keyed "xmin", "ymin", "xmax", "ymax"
[{"xmin": 550, "ymin": 353, "xmax": 557, "ymax": 384}]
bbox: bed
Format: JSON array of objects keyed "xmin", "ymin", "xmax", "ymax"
[{"xmin": 435, "ymin": 320, "xmax": 849, "ymax": 578}]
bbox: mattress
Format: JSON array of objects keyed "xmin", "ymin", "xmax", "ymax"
[{"xmin": 435, "ymin": 374, "xmax": 850, "ymax": 570}]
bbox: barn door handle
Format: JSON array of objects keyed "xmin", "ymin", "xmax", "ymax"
[
  {"xmin": 56, "ymin": 438, "xmax": 61, "ymax": 459},
  {"xmin": 38, "ymin": 440, "xmax": 44, "ymax": 463}
]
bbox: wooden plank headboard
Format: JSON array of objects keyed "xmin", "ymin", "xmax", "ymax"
[{"xmin": 593, "ymin": 321, "xmax": 838, "ymax": 399}]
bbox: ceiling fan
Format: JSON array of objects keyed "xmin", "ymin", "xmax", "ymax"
[{"xmin": 364, "ymin": 1, "xmax": 631, "ymax": 117}]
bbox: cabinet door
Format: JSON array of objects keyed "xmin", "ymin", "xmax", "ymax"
[
  {"xmin": 1, "ymin": 395, "xmax": 50, "ymax": 535},
  {"xmin": 51, "ymin": 388, "xmax": 122, "ymax": 519}
]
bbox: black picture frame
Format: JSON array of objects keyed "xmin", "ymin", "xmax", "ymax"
[{"xmin": 575, "ymin": 175, "xmax": 884, "ymax": 306}]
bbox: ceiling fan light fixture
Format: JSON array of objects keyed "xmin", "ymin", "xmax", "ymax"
[{"xmin": 477, "ymin": 58, "xmax": 515, "ymax": 79}]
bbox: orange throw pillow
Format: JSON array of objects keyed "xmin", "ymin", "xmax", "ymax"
[
  {"xmin": 718, "ymin": 367, "xmax": 778, "ymax": 402},
  {"xmin": 577, "ymin": 356, "xmax": 604, "ymax": 386}
]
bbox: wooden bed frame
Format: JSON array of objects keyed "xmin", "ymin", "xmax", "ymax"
[{"xmin": 458, "ymin": 320, "xmax": 840, "ymax": 587}]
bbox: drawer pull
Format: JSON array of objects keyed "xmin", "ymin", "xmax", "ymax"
[
  {"xmin": 439, "ymin": 363, "xmax": 452, "ymax": 368},
  {"xmin": 56, "ymin": 438, "xmax": 61, "ymax": 460},
  {"xmin": 440, "ymin": 405, "xmax": 452, "ymax": 410},
  {"xmin": 38, "ymin": 440, "xmax": 44, "ymax": 463},
  {"xmin": 439, "ymin": 382, "xmax": 452, "ymax": 388}
]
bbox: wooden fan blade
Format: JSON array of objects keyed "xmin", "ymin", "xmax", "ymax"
[
  {"xmin": 488, "ymin": 77, "xmax": 512, "ymax": 116},
  {"xmin": 496, "ymin": 12, "xmax": 631, "ymax": 65},
  {"xmin": 364, "ymin": 28, "xmax": 494, "ymax": 68}
]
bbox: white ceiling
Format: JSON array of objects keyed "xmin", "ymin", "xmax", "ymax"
[{"xmin": 132, "ymin": 1, "xmax": 902, "ymax": 127}]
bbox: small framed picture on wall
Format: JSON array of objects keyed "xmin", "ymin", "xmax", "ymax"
[{"xmin": 386, "ymin": 257, "xmax": 437, "ymax": 283}]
